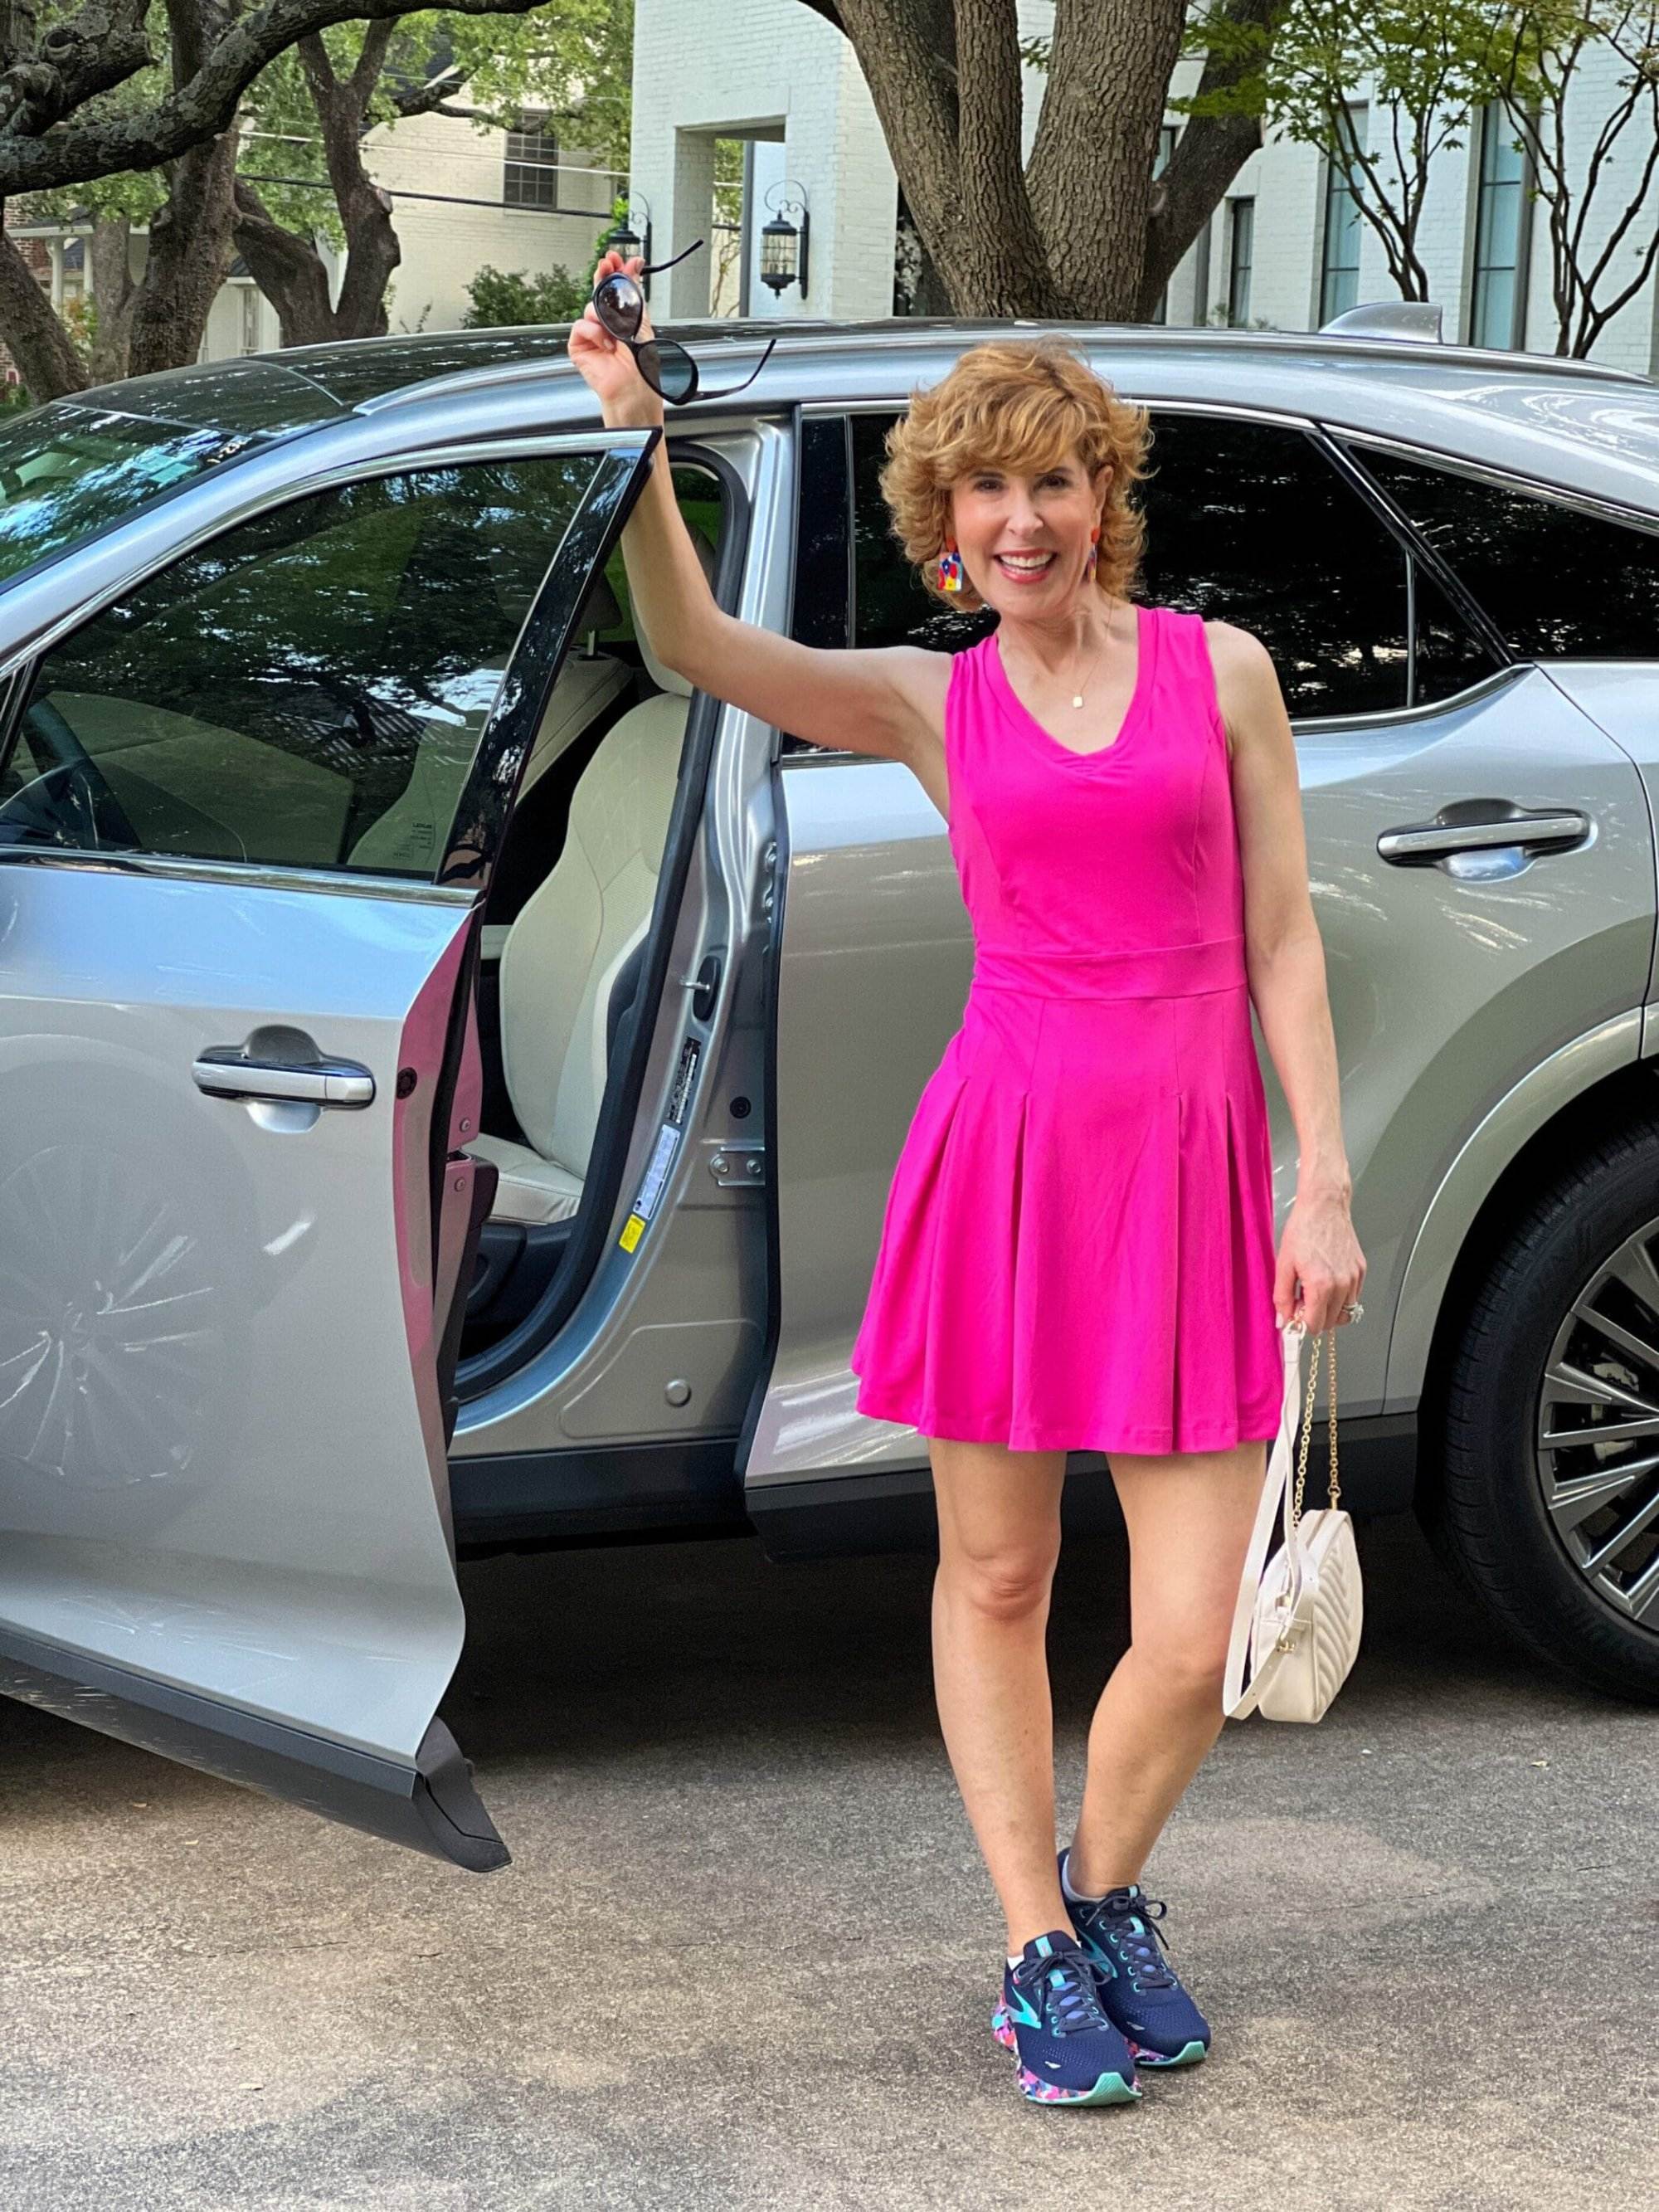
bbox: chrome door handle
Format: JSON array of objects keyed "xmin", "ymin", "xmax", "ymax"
[
  {"xmin": 193, "ymin": 1050, "xmax": 376, "ymax": 1108},
  {"xmin": 1377, "ymin": 808, "xmax": 1588, "ymax": 864}
]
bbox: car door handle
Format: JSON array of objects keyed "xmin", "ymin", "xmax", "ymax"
[
  {"xmin": 1377, "ymin": 807, "xmax": 1589, "ymax": 865},
  {"xmin": 193, "ymin": 1050, "xmax": 377, "ymax": 1108}
]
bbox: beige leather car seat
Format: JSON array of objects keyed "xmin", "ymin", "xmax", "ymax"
[
  {"xmin": 348, "ymin": 568, "xmax": 630, "ymax": 874},
  {"xmin": 468, "ymin": 526, "xmax": 716, "ymax": 1226}
]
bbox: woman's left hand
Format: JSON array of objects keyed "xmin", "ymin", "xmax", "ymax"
[{"xmin": 1274, "ymin": 1188, "xmax": 1366, "ymax": 1333}]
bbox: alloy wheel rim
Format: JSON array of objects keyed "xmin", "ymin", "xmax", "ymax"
[{"xmin": 1535, "ymin": 1221, "xmax": 1659, "ymax": 1628}]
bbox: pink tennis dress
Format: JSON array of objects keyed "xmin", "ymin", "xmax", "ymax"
[{"xmin": 848, "ymin": 600, "xmax": 1284, "ymax": 1454}]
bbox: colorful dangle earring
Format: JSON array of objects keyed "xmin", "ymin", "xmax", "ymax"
[
  {"xmin": 1084, "ymin": 526, "xmax": 1100, "ymax": 583},
  {"xmin": 937, "ymin": 538, "xmax": 964, "ymax": 593}
]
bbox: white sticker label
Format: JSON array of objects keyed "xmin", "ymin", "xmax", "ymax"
[{"xmin": 633, "ymin": 1121, "xmax": 681, "ymax": 1222}]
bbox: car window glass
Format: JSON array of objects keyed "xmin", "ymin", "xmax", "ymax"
[
  {"xmin": 1132, "ymin": 414, "xmax": 1414, "ymax": 717},
  {"xmin": 1413, "ymin": 563, "xmax": 1504, "ymax": 706},
  {"xmin": 0, "ymin": 453, "xmax": 619, "ymax": 878},
  {"xmin": 0, "ymin": 400, "xmax": 276, "ymax": 590},
  {"xmin": 792, "ymin": 416, "xmax": 854, "ymax": 655},
  {"xmin": 850, "ymin": 412, "xmax": 995, "ymax": 658},
  {"xmin": 1345, "ymin": 445, "xmax": 1659, "ymax": 660}
]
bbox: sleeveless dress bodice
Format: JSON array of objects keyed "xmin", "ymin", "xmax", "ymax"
[{"xmin": 848, "ymin": 601, "xmax": 1283, "ymax": 1454}]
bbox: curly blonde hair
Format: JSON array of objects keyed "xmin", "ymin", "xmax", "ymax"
[{"xmin": 877, "ymin": 334, "xmax": 1155, "ymax": 612}]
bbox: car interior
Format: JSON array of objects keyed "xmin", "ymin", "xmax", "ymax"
[{"xmin": 460, "ymin": 463, "xmax": 726, "ymax": 1357}]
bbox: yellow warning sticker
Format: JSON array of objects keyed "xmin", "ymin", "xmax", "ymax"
[{"xmin": 618, "ymin": 1212, "xmax": 646, "ymax": 1252}]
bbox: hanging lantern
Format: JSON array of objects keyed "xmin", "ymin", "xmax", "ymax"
[{"xmin": 759, "ymin": 185, "xmax": 810, "ymax": 298}]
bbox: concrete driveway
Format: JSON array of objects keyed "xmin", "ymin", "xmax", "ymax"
[{"xmin": 2, "ymin": 1506, "xmax": 1654, "ymax": 2211}]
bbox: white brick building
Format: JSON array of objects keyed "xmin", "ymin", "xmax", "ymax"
[
  {"xmin": 626, "ymin": 0, "xmax": 914, "ymax": 322},
  {"xmin": 353, "ymin": 109, "xmax": 620, "ymax": 336},
  {"xmin": 629, "ymin": 0, "xmax": 1659, "ymax": 373}
]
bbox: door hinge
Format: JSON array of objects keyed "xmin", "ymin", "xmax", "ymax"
[{"xmin": 708, "ymin": 1139, "xmax": 766, "ymax": 1188}]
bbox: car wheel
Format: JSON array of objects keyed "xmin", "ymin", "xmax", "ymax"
[{"xmin": 1421, "ymin": 1114, "xmax": 1659, "ymax": 1704}]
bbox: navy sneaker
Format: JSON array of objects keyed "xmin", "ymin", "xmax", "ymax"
[
  {"xmin": 1058, "ymin": 1851, "xmax": 1210, "ymax": 2068},
  {"xmin": 990, "ymin": 1929, "xmax": 1141, "ymax": 2105}
]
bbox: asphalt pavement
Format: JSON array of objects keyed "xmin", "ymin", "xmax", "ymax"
[{"xmin": 2, "ymin": 1499, "xmax": 1655, "ymax": 2211}]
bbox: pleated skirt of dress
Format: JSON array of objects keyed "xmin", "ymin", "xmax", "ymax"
[{"xmin": 847, "ymin": 971, "xmax": 1285, "ymax": 1455}]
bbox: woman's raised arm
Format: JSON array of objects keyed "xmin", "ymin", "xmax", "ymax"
[{"xmin": 569, "ymin": 251, "xmax": 946, "ymax": 767}]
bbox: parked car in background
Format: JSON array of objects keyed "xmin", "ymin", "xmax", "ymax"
[{"xmin": 1, "ymin": 309, "xmax": 1657, "ymax": 1870}]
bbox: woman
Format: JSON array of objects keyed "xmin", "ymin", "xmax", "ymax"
[{"xmin": 569, "ymin": 253, "xmax": 1365, "ymax": 2108}]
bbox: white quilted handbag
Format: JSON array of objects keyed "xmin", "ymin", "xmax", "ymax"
[{"xmin": 1223, "ymin": 1318, "xmax": 1364, "ymax": 1724}]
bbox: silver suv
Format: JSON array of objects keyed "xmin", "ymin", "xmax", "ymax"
[{"xmin": 1, "ymin": 314, "xmax": 1657, "ymax": 1872}]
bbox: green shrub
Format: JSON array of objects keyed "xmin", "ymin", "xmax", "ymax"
[{"xmin": 460, "ymin": 265, "xmax": 591, "ymax": 329}]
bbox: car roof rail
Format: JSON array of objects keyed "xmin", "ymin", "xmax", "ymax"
[{"xmin": 1319, "ymin": 300, "xmax": 1444, "ymax": 343}]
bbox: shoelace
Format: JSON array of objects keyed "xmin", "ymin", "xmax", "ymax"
[
  {"xmin": 1014, "ymin": 1948, "xmax": 1115, "ymax": 2037},
  {"xmin": 1094, "ymin": 1892, "xmax": 1177, "ymax": 1991}
]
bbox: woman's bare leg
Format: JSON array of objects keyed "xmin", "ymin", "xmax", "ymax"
[
  {"xmin": 928, "ymin": 1435, "xmax": 1070, "ymax": 1954},
  {"xmin": 1066, "ymin": 1439, "xmax": 1267, "ymax": 1894}
]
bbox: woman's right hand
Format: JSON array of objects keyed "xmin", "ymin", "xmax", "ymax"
[{"xmin": 568, "ymin": 250, "xmax": 666, "ymax": 429}]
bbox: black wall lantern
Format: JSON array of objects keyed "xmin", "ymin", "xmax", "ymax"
[
  {"xmin": 606, "ymin": 196, "xmax": 654, "ymax": 292},
  {"xmin": 759, "ymin": 178, "xmax": 810, "ymax": 300}
]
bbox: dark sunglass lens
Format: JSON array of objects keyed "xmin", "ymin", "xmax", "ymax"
[
  {"xmin": 641, "ymin": 339, "xmax": 698, "ymax": 405},
  {"xmin": 593, "ymin": 272, "xmax": 642, "ymax": 339}
]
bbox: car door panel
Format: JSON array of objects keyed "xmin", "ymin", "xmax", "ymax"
[
  {"xmin": 0, "ymin": 427, "xmax": 662, "ymax": 1862},
  {"xmin": 0, "ymin": 874, "xmax": 504, "ymax": 1860}
]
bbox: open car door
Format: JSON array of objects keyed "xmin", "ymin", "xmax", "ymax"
[{"xmin": 0, "ymin": 426, "xmax": 660, "ymax": 1867}]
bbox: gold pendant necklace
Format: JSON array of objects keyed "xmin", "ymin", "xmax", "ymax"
[{"xmin": 1068, "ymin": 614, "xmax": 1112, "ymax": 709}]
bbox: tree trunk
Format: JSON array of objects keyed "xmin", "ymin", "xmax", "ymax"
[
  {"xmin": 231, "ymin": 183, "xmax": 338, "ymax": 348},
  {"xmin": 828, "ymin": 0, "xmax": 1280, "ymax": 325},
  {"xmin": 0, "ymin": 223, "xmax": 87, "ymax": 397},
  {"xmin": 1138, "ymin": 0, "xmax": 1281, "ymax": 318},
  {"xmin": 84, "ymin": 213, "xmax": 138, "ymax": 384},
  {"xmin": 232, "ymin": 31, "xmax": 403, "ymax": 348},
  {"xmin": 126, "ymin": 129, "xmax": 239, "ymax": 377},
  {"xmin": 304, "ymin": 32, "xmax": 400, "ymax": 341}
]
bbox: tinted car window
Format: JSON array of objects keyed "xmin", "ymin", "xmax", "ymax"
[
  {"xmin": 1412, "ymin": 563, "xmax": 1503, "ymax": 707},
  {"xmin": 0, "ymin": 400, "xmax": 275, "ymax": 591},
  {"xmin": 847, "ymin": 409, "xmax": 1498, "ymax": 721},
  {"xmin": 0, "ymin": 454, "xmax": 615, "ymax": 878},
  {"xmin": 791, "ymin": 414, "xmax": 854, "ymax": 655},
  {"xmin": 851, "ymin": 412, "xmax": 995, "ymax": 658},
  {"xmin": 1133, "ymin": 415, "xmax": 1410, "ymax": 718},
  {"xmin": 1345, "ymin": 445, "xmax": 1659, "ymax": 660}
]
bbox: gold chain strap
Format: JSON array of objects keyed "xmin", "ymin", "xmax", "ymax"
[{"xmin": 1290, "ymin": 1323, "xmax": 1340, "ymax": 1526}]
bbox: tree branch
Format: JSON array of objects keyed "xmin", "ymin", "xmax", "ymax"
[
  {"xmin": 390, "ymin": 63, "xmax": 469, "ymax": 123},
  {"xmin": 0, "ymin": 0, "xmax": 557, "ymax": 196},
  {"xmin": 345, "ymin": 17, "xmax": 392, "ymax": 107},
  {"xmin": 1141, "ymin": 0, "xmax": 1287, "ymax": 314}
]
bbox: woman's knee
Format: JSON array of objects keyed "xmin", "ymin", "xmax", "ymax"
[{"xmin": 937, "ymin": 1531, "xmax": 1060, "ymax": 1624}]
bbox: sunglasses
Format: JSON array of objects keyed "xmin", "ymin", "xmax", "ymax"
[{"xmin": 591, "ymin": 238, "xmax": 780, "ymax": 406}]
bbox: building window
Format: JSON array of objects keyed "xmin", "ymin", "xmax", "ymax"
[
  {"xmin": 240, "ymin": 286, "xmax": 260, "ymax": 355},
  {"xmin": 1470, "ymin": 100, "xmax": 1531, "ymax": 348},
  {"xmin": 1152, "ymin": 124, "xmax": 1177, "ymax": 325},
  {"xmin": 1227, "ymin": 198, "xmax": 1253, "ymax": 326},
  {"xmin": 1319, "ymin": 104, "xmax": 1367, "ymax": 323},
  {"xmin": 504, "ymin": 116, "xmax": 558, "ymax": 209}
]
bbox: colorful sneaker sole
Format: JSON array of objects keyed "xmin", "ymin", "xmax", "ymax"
[
  {"xmin": 990, "ymin": 2004, "xmax": 1142, "ymax": 2105},
  {"xmin": 1126, "ymin": 2036, "xmax": 1209, "ymax": 2069}
]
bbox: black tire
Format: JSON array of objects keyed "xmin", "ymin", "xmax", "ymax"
[{"xmin": 1418, "ymin": 1113, "xmax": 1659, "ymax": 1704}]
